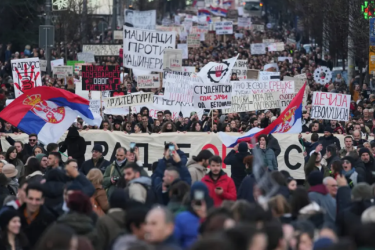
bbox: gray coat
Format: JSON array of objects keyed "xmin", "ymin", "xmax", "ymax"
[
  {"xmin": 308, "ymin": 186, "xmax": 336, "ymax": 225},
  {"xmin": 256, "ymin": 145, "xmax": 278, "ymax": 171}
]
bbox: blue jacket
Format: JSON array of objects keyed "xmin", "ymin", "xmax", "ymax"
[
  {"xmin": 237, "ymin": 174, "xmax": 256, "ymax": 203},
  {"xmin": 151, "ymin": 149, "xmax": 191, "ymax": 190},
  {"xmin": 174, "ymin": 210, "xmax": 200, "ymax": 249}
]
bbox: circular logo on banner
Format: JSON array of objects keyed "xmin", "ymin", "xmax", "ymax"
[
  {"xmin": 313, "ymin": 66, "xmax": 332, "ymax": 85},
  {"xmin": 207, "ymin": 61, "xmax": 230, "ymax": 83}
]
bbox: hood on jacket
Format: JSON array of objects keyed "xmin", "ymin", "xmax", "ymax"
[
  {"xmin": 57, "ymin": 212, "xmax": 94, "ymax": 234},
  {"xmin": 107, "ymin": 209, "xmax": 126, "ymax": 227},
  {"xmin": 308, "ymin": 184, "xmax": 328, "ymax": 195},
  {"xmin": 140, "ymin": 107, "xmax": 149, "ymax": 116},
  {"xmin": 186, "ymin": 159, "xmax": 206, "ymax": 171},
  {"xmin": 129, "ymin": 176, "xmax": 151, "ymax": 186},
  {"xmin": 67, "ymin": 127, "xmax": 79, "ymax": 138}
]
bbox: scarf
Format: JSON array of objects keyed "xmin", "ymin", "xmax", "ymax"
[
  {"xmin": 116, "ymin": 159, "xmax": 126, "ymax": 166},
  {"xmin": 343, "ymin": 167, "xmax": 356, "ymax": 177}
]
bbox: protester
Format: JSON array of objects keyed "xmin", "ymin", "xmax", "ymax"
[
  {"xmin": 5, "ymin": 146, "xmax": 23, "ymax": 178},
  {"xmin": 0, "ymin": 208, "xmax": 29, "ymax": 250},
  {"xmin": 81, "ymin": 145, "xmax": 110, "ymax": 175},
  {"xmin": 123, "ymin": 163, "xmax": 153, "ymax": 205},
  {"xmin": 187, "ymin": 150, "xmax": 214, "ymax": 184},
  {"xmin": 60, "ymin": 127, "xmax": 86, "ymax": 168},
  {"xmin": 87, "ymin": 169, "xmax": 109, "ymax": 215},
  {"xmin": 256, "ymin": 134, "xmax": 277, "ymax": 171}
]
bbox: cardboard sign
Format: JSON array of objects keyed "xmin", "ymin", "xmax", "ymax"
[
  {"xmin": 224, "ymin": 92, "xmax": 281, "ymax": 113},
  {"xmin": 114, "ymin": 30, "xmax": 123, "ymax": 40},
  {"xmin": 11, "ymin": 58, "xmax": 42, "ymax": 98},
  {"xmin": 137, "ymin": 74, "xmax": 160, "ymax": 89},
  {"xmin": 250, "ymin": 43, "xmax": 266, "ymax": 55},
  {"xmin": 104, "ymin": 92, "xmax": 154, "ymax": 108},
  {"xmin": 77, "ymin": 52, "xmax": 95, "ymax": 63},
  {"xmin": 177, "ymin": 44, "xmax": 188, "ymax": 59},
  {"xmin": 311, "ymin": 92, "xmax": 351, "ymax": 121},
  {"xmin": 123, "ymin": 27, "xmax": 176, "ymax": 72},
  {"xmin": 124, "ymin": 9, "xmax": 156, "ymax": 30},
  {"xmin": 163, "ymin": 49, "xmax": 182, "ymax": 71},
  {"xmin": 215, "ymin": 21, "xmax": 233, "ymax": 35},
  {"xmin": 259, "ymin": 72, "xmax": 280, "ymax": 81},
  {"xmin": 247, "ymin": 70, "xmax": 259, "ymax": 80},
  {"xmin": 82, "ymin": 44, "xmax": 121, "ymax": 56},
  {"xmin": 232, "ymin": 81, "xmax": 295, "ymax": 95},
  {"xmin": 81, "ymin": 65, "xmax": 121, "ymax": 91},
  {"xmin": 187, "ymin": 34, "xmax": 201, "ymax": 48},
  {"xmin": 53, "ymin": 66, "xmax": 73, "ymax": 78}
]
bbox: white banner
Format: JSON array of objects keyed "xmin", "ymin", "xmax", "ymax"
[
  {"xmin": 123, "ymin": 27, "xmax": 176, "ymax": 72},
  {"xmin": 231, "ymin": 59, "xmax": 247, "ymax": 80},
  {"xmin": 53, "ymin": 66, "xmax": 73, "ymax": 78},
  {"xmin": 50, "ymin": 59, "xmax": 64, "ymax": 70},
  {"xmin": 258, "ymin": 72, "xmax": 280, "ymax": 81},
  {"xmin": 104, "ymin": 92, "xmax": 154, "ymax": 108},
  {"xmin": 114, "ymin": 30, "xmax": 123, "ymax": 40},
  {"xmin": 224, "ymin": 92, "xmax": 281, "ymax": 113},
  {"xmin": 268, "ymin": 42, "xmax": 285, "ymax": 52},
  {"xmin": 250, "ymin": 43, "xmax": 266, "ymax": 55},
  {"xmin": 278, "ymin": 57, "xmax": 293, "ymax": 63},
  {"xmin": 215, "ymin": 21, "xmax": 233, "ymax": 35},
  {"xmin": 163, "ymin": 49, "xmax": 182, "ymax": 71},
  {"xmin": 182, "ymin": 67, "xmax": 196, "ymax": 73},
  {"xmin": 190, "ymin": 25, "xmax": 209, "ymax": 34},
  {"xmin": 82, "ymin": 45, "xmax": 121, "ymax": 56},
  {"xmin": 77, "ymin": 52, "xmax": 96, "ymax": 63},
  {"xmin": 311, "ymin": 92, "xmax": 351, "ymax": 121},
  {"xmin": 198, "ymin": 55, "xmax": 238, "ymax": 85},
  {"xmin": 40, "ymin": 60, "xmax": 47, "ymax": 72},
  {"xmin": 234, "ymin": 33, "xmax": 244, "ymax": 39},
  {"xmin": 124, "ymin": 9, "xmax": 156, "ymax": 30},
  {"xmin": 137, "ymin": 74, "xmax": 160, "ymax": 88},
  {"xmin": 238, "ymin": 17, "xmax": 251, "ymax": 28},
  {"xmin": 3, "ymin": 132, "xmax": 345, "ymax": 180},
  {"xmin": 177, "ymin": 44, "xmax": 188, "ymax": 59},
  {"xmin": 232, "ymin": 80, "xmax": 295, "ymax": 95},
  {"xmin": 11, "ymin": 58, "xmax": 42, "ymax": 98},
  {"xmin": 164, "ymin": 71, "xmax": 200, "ymax": 103},
  {"xmin": 187, "ymin": 34, "xmax": 200, "ymax": 48}
]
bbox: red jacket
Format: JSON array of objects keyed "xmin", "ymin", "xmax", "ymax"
[{"xmin": 201, "ymin": 171, "xmax": 237, "ymax": 206}]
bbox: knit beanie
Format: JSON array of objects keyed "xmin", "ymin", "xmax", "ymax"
[
  {"xmin": 352, "ymin": 183, "xmax": 373, "ymax": 200},
  {"xmin": 307, "ymin": 171, "xmax": 323, "ymax": 187},
  {"xmin": 190, "ymin": 181, "xmax": 209, "ymax": 201},
  {"xmin": 109, "ymin": 188, "xmax": 127, "ymax": 209},
  {"xmin": 0, "ymin": 208, "xmax": 20, "ymax": 230},
  {"xmin": 324, "ymin": 126, "xmax": 333, "ymax": 133},
  {"xmin": 359, "ymin": 148, "xmax": 371, "ymax": 157},
  {"xmin": 35, "ymin": 153, "xmax": 46, "ymax": 163},
  {"xmin": 238, "ymin": 142, "xmax": 248, "ymax": 153}
]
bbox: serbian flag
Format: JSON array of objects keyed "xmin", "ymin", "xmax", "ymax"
[
  {"xmin": 198, "ymin": 9, "xmax": 211, "ymax": 16},
  {"xmin": 223, "ymin": 0, "xmax": 231, "ymax": 8},
  {"xmin": 219, "ymin": 84, "xmax": 306, "ymax": 147},
  {"xmin": 0, "ymin": 86, "xmax": 95, "ymax": 144},
  {"xmin": 192, "ymin": 0, "xmax": 197, "ymax": 7}
]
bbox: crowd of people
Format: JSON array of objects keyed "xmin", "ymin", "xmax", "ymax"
[{"xmin": 0, "ymin": 9, "xmax": 375, "ymax": 250}]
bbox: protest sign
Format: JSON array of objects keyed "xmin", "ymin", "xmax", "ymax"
[
  {"xmin": 268, "ymin": 42, "xmax": 285, "ymax": 52},
  {"xmin": 284, "ymin": 76, "xmax": 308, "ymax": 111},
  {"xmin": 156, "ymin": 26, "xmax": 182, "ymax": 33},
  {"xmin": 67, "ymin": 61, "xmax": 84, "ymax": 74},
  {"xmin": 231, "ymin": 59, "xmax": 247, "ymax": 80},
  {"xmin": 124, "ymin": 9, "xmax": 156, "ymax": 30},
  {"xmin": 163, "ymin": 49, "xmax": 182, "ymax": 71},
  {"xmin": 187, "ymin": 34, "xmax": 200, "ymax": 48},
  {"xmin": 311, "ymin": 92, "xmax": 351, "ymax": 121},
  {"xmin": 175, "ymin": 15, "xmax": 181, "ymax": 25},
  {"xmin": 89, "ymin": 100, "xmax": 101, "ymax": 116},
  {"xmin": 251, "ymin": 24, "xmax": 264, "ymax": 31},
  {"xmin": 11, "ymin": 58, "xmax": 42, "ymax": 98},
  {"xmin": 190, "ymin": 25, "xmax": 209, "ymax": 34},
  {"xmin": 182, "ymin": 67, "xmax": 196, "ymax": 73},
  {"xmin": 238, "ymin": 17, "xmax": 251, "ymax": 28},
  {"xmin": 264, "ymin": 63, "xmax": 279, "ymax": 72},
  {"xmin": 247, "ymin": 70, "xmax": 259, "ymax": 80},
  {"xmin": 263, "ymin": 39, "xmax": 275, "ymax": 44},
  {"xmin": 77, "ymin": 52, "xmax": 96, "ymax": 63},
  {"xmin": 258, "ymin": 72, "xmax": 280, "ymax": 81},
  {"xmin": 215, "ymin": 21, "xmax": 233, "ymax": 35},
  {"xmin": 198, "ymin": 55, "xmax": 238, "ymax": 84},
  {"xmin": 286, "ymin": 38, "xmax": 296, "ymax": 46},
  {"xmin": 295, "ymin": 73, "xmax": 307, "ymax": 80},
  {"xmin": 123, "ymin": 27, "xmax": 176, "ymax": 72},
  {"xmin": 177, "ymin": 44, "xmax": 188, "ymax": 59},
  {"xmin": 193, "ymin": 81, "xmax": 232, "ymax": 109},
  {"xmin": 114, "ymin": 30, "xmax": 123, "ymax": 40},
  {"xmin": 279, "ymin": 93, "xmax": 297, "ymax": 112},
  {"xmin": 250, "ymin": 43, "xmax": 266, "ymax": 55},
  {"xmin": 81, "ymin": 65, "xmax": 121, "ymax": 91},
  {"xmin": 137, "ymin": 74, "xmax": 160, "ymax": 88},
  {"xmin": 82, "ymin": 44, "xmax": 121, "ymax": 56},
  {"xmin": 232, "ymin": 81, "xmax": 295, "ymax": 95},
  {"xmin": 224, "ymin": 92, "xmax": 280, "ymax": 113},
  {"xmin": 50, "ymin": 59, "xmax": 64, "ymax": 70},
  {"xmin": 164, "ymin": 71, "xmax": 201, "ymax": 103},
  {"xmin": 66, "ymin": 76, "xmax": 75, "ymax": 89},
  {"xmin": 104, "ymin": 92, "xmax": 154, "ymax": 108},
  {"xmin": 40, "ymin": 60, "xmax": 47, "ymax": 72},
  {"xmin": 234, "ymin": 33, "xmax": 244, "ymax": 39},
  {"xmin": 278, "ymin": 57, "xmax": 293, "ymax": 63},
  {"xmin": 53, "ymin": 66, "xmax": 73, "ymax": 78}
]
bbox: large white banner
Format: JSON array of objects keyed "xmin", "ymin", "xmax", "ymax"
[
  {"xmin": 104, "ymin": 92, "xmax": 154, "ymax": 108},
  {"xmin": 250, "ymin": 43, "xmax": 266, "ymax": 55},
  {"xmin": 124, "ymin": 9, "xmax": 157, "ymax": 30},
  {"xmin": 232, "ymin": 80, "xmax": 295, "ymax": 95},
  {"xmin": 11, "ymin": 58, "xmax": 42, "ymax": 98},
  {"xmin": 3, "ymin": 132, "xmax": 348, "ymax": 180},
  {"xmin": 123, "ymin": 27, "xmax": 176, "ymax": 72},
  {"xmin": 224, "ymin": 92, "xmax": 281, "ymax": 113},
  {"xmin": 311, "ymin": 92, "xmax": 351, "ymax": 121},
  {"xmin": 215, "ymin": 21, "xmax": 233, "ymax": 35},
  {"xmin": 82, "ymin": 45, "xmax": 122, "ymax": 56}
]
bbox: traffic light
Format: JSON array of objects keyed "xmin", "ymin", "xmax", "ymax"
[{"xmin": 362, "ymin": 1, "xmax": 375, "ymax": 19}]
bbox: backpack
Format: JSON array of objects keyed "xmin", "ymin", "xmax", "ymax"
[
  {"xmin": 90, "ymin": 197, "xmax": 105, "ymax": 217},
  {"xmin": 125, "ymin": 182, "xmax": 158, "ymax": 207}
]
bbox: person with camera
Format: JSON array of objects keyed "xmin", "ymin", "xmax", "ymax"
[
  {"xmin": 151, "ymin": 142, "xmax": 191, "ymax": 192},
  {"xmin": 103, "ymin": 147, "xmax": 128, "ymax": 198}
]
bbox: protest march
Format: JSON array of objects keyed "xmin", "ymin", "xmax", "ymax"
[{"xmin": 0, "ymin": 1, "xmax": 375, "ymax": 250}]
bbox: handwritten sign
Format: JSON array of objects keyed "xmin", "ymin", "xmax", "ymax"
[
  {"xmin": 123, "ymin": 27, "xmax": 176, "ymax": 72},
  {"xmin": 259, "ymin": 72, "xmax": 280, "ymax": 81},
  {"xmin": 190, "ymin": 25, "xmax": 209, "ymax": 34},
  {"xmin": 164, "ymin": 71, "xmax": 200, "ymax": 103},
  {"xmin": 279, "ymin": 93, "xmax": 297, "ymax": 112},
  {"xmin": 231, "ymin": 81, "xmax": 295, "ymax": 95},
  {"xmin": 11, "ymin": 58, "xmax": 42, "ymax": 98},
  {"xmin": 215, "ymin": 21, "xmax": 233, "ymax": 35},
  {"xmin": 268, "ymin": 42, "xmax": 285, "ymax": 52},
  {"xmin": 104, "ymin": 92, "xmax": 154, "ymax": 108},
  {"xmin": 137, "ymin": 74, "xmax": 160, "ymax": 89},
  {"xmin": 124, "ymin": 9, "xmax": 156, "ymax": 30},
  {"xmin": 238, "ymin": 17, "xmax": 251, "ymax": 28},
  {"xmin": 224, "ymin": 92, "xmax": 280, "ymax": 113},
  {"xmin": 187, "ymin": 34, "xmax": 200, "ymax": 48},
  {"xmin": 81, "ymin": 65, "xmax": 121, "ymax": 91},
  {"xmin": 163, "ymin": 49, "xmax": 182, "ymax": 71},
  {"xmin": 177, "ymin": 44, "xmax": 188, "ymax": 59},
  {"xmin": 82, "ymin": 44, "xmax": 121, "ymax": 56},
  {"xmin": 231, "ymin": 59, "xmax": 247, "ymax": 80},
  {"xmin": 250, "ymin": 43, "xmax": 266, "ymax": 55},
  {"xmin": 77, "ymin": 52, "xmax": 95, "ymax": 63},
  {"xmin": 114, "ymin": 30, "xmax": 123, "ymax": 40},
  {"xmin": 311, "ymin": 92, "xmax": 351, "ymax": 121},
  {"xmin": 53, "ymin": 66, "xmax": 73, "ymax": 78},
  {"xmin": 193, "ymin": 80, "xmax": 232, "ymax": 109}
]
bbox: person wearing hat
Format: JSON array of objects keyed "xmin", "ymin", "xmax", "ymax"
[
  {"xmin": 81, "ymin": 144, "xmax": 110, "ymax": 175},
  {"xmin": 359, "ymin": 147, "xmax": 375, "ymax": 185},
  {"xmin": 2, "ymin": 164, "xmax": 18, "ymax": 195},
  {"xmin": 342, "ymin": 156, "xmax": 364, "ymax": 188},
  {"xmin": 0, "ymin": 208, "xmax": 29, "ymax": 250},
  {"xmin": 223, "ymin": 142, "xmax": 251, "ymax": 191},
  {"xmin": 318, "ymin": 126, "xmax": 341, "ymax": 155},
  {"xmin": 59, "ymin": 127, "xmax": 86, "ymax": 168}
]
